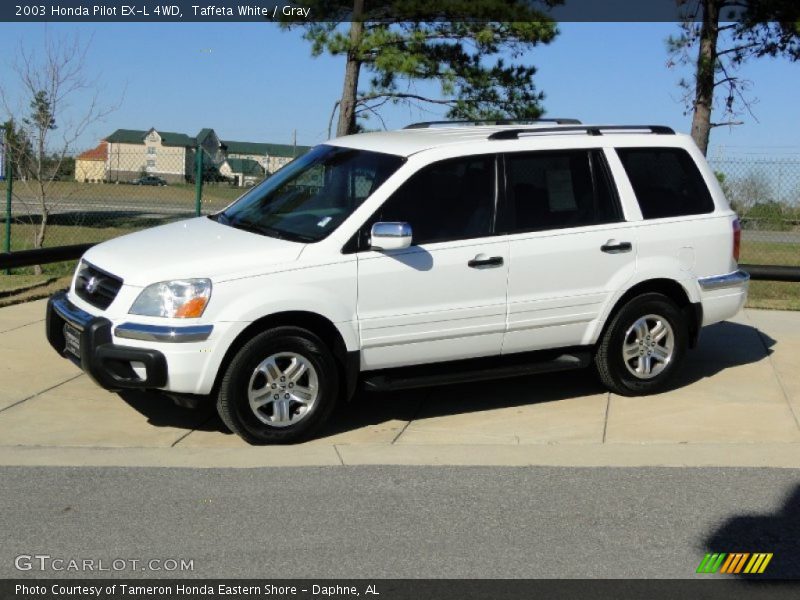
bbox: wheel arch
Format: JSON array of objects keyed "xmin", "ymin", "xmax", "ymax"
[
  {"xmin": 212, "ymin": 311, "xmax": 360, "ymax": 402},
  {"xmin": 594, "ymin": 278, "xmax": 703, "ymax": 349}
]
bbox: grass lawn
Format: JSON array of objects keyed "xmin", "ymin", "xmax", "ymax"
[
  {"xmin": 2, "ymin": 223, "xmax": 143, "ymax": 279},
  {"xmin": 740, "ymin": 240, "xmax": 800, "ymax": 267},
  {"xmin": 0, "ymin": 273, "xmax": 54, "ymax": 293},
  {"xmin": 739, "ymin": 240, "xmax": 800, "ymax": 310},
  {"xmin": 0, "ymin": 179, "xmax": 245, "ymax": 210},
  {"xmin": 745, "ymin": 281, "xmax": 800, "ymax": 310}
]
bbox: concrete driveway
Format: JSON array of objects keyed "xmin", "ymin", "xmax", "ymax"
[{"xmin": 1, "ymin": 299, "xmax": 799, "ymax": 468}]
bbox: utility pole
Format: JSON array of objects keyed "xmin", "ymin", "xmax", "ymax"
[{"xmin": 292, "ymin": 129, "xmax": 297, "ymax": 158}]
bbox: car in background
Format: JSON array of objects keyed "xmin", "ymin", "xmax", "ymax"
[{"xmin": 131, "ymin": 176, "xmax": 168, "ymax": 186}]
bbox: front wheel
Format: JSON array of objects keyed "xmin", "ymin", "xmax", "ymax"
[
  {"xmin": 217, "ymin": 327, "xmax": 339, "ymax": 444},
  {"xmin": 595, "ymin": 293, "xmax": 688, "ymax": 396}
]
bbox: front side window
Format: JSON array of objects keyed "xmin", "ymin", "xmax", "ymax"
[
  {"xmin": 616, "ymin": 147, "xmax": 714, "ymax": 219},
  {"xmin": 366, "ymin": 155, "xmax": 496, "ymax": 246},
  {"xmin": 503, "ymin": 149, "xmax": 621, "ymax": 233},
  {"xmin": 215, "ymin": 145, "xmax": 404, "ymax": 243}
]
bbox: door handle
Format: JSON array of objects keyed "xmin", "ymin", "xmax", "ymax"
[
  {"xmin": 600, "ymin": 240, "xmax": 632, "ymax": 254},
  {"xmin": 468, "ymin": 254, "xmax": 504, "ymax": 268}
]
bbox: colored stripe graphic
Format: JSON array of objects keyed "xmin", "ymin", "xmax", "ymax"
[
  {"xmin": 697, "ymin": 553, "xmax": 727, "ymax": 573},
  {"xmin": 719, "ymin": 554, "xmax": 736, "ymax": 573},
  {"xmin": 700, "ymin": 552, "xmax": 773, "ymax": 575},
  {"xmin": 730, "ymin": 553, "xmax": 750, "ymax": 574},
  {"xmin": 744, "ymin": 553, "xmax": 773, "ymax": 574}
]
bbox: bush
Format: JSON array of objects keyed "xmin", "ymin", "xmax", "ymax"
[{"xmin": 743, "ymin": 201, "xmax": 791, "ymax": 231}]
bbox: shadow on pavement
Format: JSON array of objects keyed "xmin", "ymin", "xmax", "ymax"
[
  {"xmin": 703, "ymin": 484, "xmax": 800, "ymax": 579},
  {"xmin": 116, "ymin": 320, "xmax": 776, "ymax": 439},
  {"xmin": 117, "ymin": 390, "xmax": 221, "ymax": 433},
  {"xmin": 671, "ymin": 320, "xmax": 775, "ymax": 389}
]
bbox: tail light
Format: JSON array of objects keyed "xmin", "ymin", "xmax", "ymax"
[{"xmin": 732, "ymin": 218, "xmax": 741, "ymax": 262}]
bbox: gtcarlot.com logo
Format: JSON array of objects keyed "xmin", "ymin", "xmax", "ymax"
[
  {"xmin": 14, "ymin": 554, "xmax": 194, "ymax": 572},
  {"xmin": 697, "ymin": 552, "xmax": 773, "ymax": 575}
]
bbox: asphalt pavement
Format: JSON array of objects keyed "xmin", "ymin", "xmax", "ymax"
[{"xmin": 1, "ymin": 465, "xmax": 798, "ymax": 580}]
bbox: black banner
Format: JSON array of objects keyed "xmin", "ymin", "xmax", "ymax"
[
  {"xmin": 3, "ymin": 580, "xmax": 800, "ymax": 600},
  {"xmin": 0, "ymin": 0, "xmax": 759, "ymax": 23}
]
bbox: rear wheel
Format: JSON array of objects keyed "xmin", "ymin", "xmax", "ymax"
[
  {"xmin": 217, "ymin": 327, "xmax": 339, "ymax": 444},
  {"xmin": 595, "ymin": 293, "xmax": 688, "ymax": 396}
]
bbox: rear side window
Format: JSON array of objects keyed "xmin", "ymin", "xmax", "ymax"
[
  {"xmin": 503, "ymin": 150, "xmax": 622, "ymax": 233},
  {"xmin": 616, "ymin": 147, "xmax": 714, "ymax": 219}
]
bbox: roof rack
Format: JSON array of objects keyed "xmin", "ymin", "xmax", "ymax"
[
  {"xmin": 488, "ymin": 125, "xmax": 675, "ymax": 140},
  {"xmin": 404, "ymin": 118, "xmax": 582, "ymax": 129}
]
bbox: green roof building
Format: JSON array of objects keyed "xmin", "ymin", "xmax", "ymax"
[{"xmin": 101, "ymin": 126, "xmax": 309, "ymax": 185}]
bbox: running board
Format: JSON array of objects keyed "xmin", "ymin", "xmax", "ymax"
[{"xmin": 362, "ymin": 349, "xmax": 592, "ymax": 392}]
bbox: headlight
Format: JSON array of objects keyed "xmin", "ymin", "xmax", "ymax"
[{"xmin": 129, "ymin": 279, "xmax": 212, "ymax": 318}]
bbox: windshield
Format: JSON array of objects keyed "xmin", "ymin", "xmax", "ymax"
[{"xmin": 213, "ymin": 145, "xmax": 405, "ymax": 243}]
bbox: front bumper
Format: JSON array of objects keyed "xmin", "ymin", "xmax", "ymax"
[{"xmin": 46, "ymin": 290, "xmax": 168, "ymax": 391}]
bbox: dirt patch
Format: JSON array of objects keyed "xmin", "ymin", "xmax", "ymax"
[{"xmin": 0, "ymin": 276, "xmax": 72, "ymax": 308}]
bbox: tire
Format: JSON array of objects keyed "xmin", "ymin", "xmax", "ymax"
[
  {"xmin": 216, "ymin": 326, "xmax": 339, "ymax": 444},
  {"xmin": 595, "ymin": 293, "xmax": 688, "ymax": 396}
]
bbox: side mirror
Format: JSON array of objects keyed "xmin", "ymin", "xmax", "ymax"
[{"xmin": 370, "ymin": 222, "xmax": 412, "ymax": 251}]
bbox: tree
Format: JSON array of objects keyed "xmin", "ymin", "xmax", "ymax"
[
  {"xmin": 726, "ymin": 170, "xmax": 773, "ymax": 215},
  {"xmin": 0, "ymin": 33, "xmax": 119, "ymax": 272},
  {"xmin": 2, "ymin": 119, "xmax": 34, "ymax": 180},
  {"xmin": 284, "ymin": 1, "xmax": 559, "ymax": 137},
  {"xmin": 667, "ymin": 0, "xmax": 800, "ymax": 155}
]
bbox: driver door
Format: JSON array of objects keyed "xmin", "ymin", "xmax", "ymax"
[{"xmin": 355, "ymin": 154, "xmax": 509, "ymax": 371}]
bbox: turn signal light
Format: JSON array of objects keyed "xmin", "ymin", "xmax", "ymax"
[{"xmin": 175, "ymin": 297, "xmax": 209, "ymax": 318}]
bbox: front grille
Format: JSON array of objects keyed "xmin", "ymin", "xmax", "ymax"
[{"xmin": 75, "ymin": 262, "xmax": 123, "ymax": 310}]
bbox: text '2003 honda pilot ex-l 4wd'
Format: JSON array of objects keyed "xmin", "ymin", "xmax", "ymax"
[{"xmin": 46, "ymin": 121, "xmax": 749, "ymax": 444}]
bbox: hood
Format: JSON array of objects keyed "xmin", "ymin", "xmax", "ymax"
[{"xmin": 82, "ymin": 217, "xmax": 305, "ymax": 287}]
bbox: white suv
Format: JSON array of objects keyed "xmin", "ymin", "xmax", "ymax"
[{"xmin": 46, "ymin": 121, "xmax": 749, "ymax": 444}]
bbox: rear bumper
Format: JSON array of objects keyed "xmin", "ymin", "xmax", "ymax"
[
  {"xmin": 698, "ymin": 269, "xmax": 750, "ymax": 292},
  {"xmin": 46, "ymin": 290, "xmax": 168, "ymax": 391},
  {"xmin": 697, "ymin": 270, "xmax": 749, "ymax": 326}
]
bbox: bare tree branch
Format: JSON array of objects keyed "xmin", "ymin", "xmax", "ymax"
[
  {"xmin": 710, "ymin": 120, "xmax": 744, "ymax": 127},
  {"xmin": 327, "ymin": 100, "xmax": 340, "ymax": 139},
  {"xmin": 0, "ymin": 31, "xmax": 120, "ymax": 272},
  {"xmin": 356, "ymin": 91, "xmax": 458, "ymax": 106}
]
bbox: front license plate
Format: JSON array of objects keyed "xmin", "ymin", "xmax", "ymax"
[{"xmin": 63, "ymin": 323, "xmax": 81, "ymax": 358}]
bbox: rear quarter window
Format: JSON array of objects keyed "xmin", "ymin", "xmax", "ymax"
[{"xmin": 616, "ymin": 147, "xmax": 715, "ymax": 219}]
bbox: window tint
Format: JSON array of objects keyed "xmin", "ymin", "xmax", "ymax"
[
  {"xmin": 616, "ymin": 147, "xmax": 714, "ymax": 219},
  {"xmin": 372, "ymin": 155, "xmax": 496, "ymax": 245},
  {"xmin": 504, "ymin": 150, "xmax": 621, "ymax": 232}
]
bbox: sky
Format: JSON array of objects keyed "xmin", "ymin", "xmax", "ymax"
[{"xmin": 0, "ymin": 21, "xmax": 797, "ymax": 158}]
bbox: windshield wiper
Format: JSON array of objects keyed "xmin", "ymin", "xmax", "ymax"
[
  {"xmin": 261, "ymin": 226, "xmax": 316, "ymax": 243},
  {"xmin": 228, "ymin": 218, "xmax": 272, "ymax": 236},
  {"xmin": 225, "ymin": 217, "xmax": 314, "ymax": 243}
]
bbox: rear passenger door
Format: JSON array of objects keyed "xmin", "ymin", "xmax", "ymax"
[
  {"xmin": 355, "ymin": 154, "xmax": 510, "ymax": 370},
  {"xmin": 500, "ymin": 149, "xmax": 637, "ymax": 355}
]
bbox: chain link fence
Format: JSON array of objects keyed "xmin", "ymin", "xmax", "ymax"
[
  {"xmin": 709, "ymin": 156, "xmax": 799, "ymax": 309},
  {"xmin": 709, "ymin": 156, "xmax": 800, "ymax": 269},
  {"xmin": 1, "ymin": 148, "xmax": 799, "ymax": 289},
  {"xmin": 1, "ymin": 145, "xmax": 271, "ymax": 277}
]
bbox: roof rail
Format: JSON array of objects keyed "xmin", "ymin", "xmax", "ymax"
[
  {"xmin": 404, "ymin": 118, "xmax": 582, "ymax": 129},
  {"xmin": 488, "ymin": 125, "xmax": 675, "ymax": 140}
]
